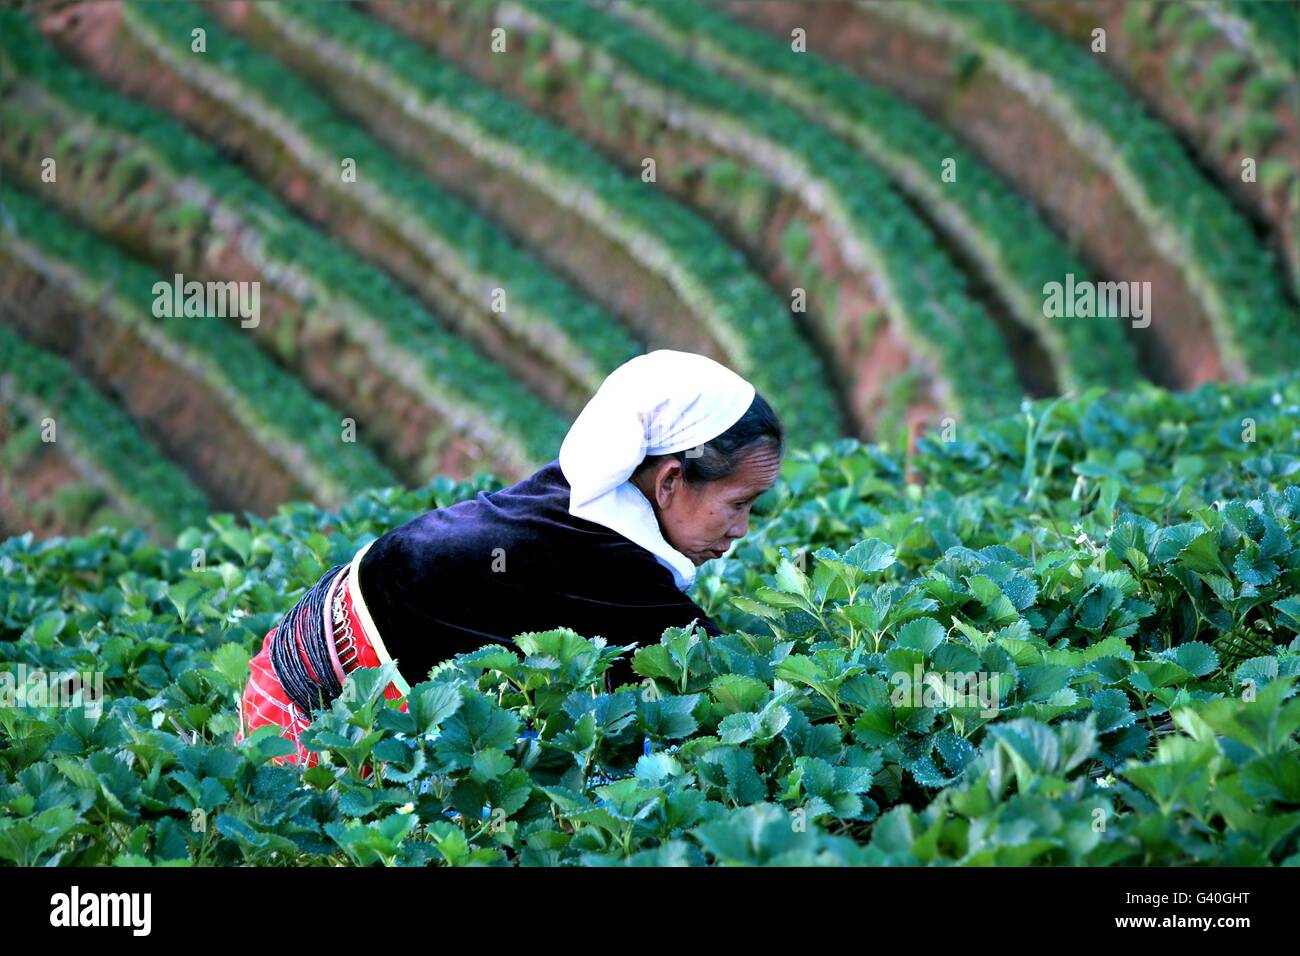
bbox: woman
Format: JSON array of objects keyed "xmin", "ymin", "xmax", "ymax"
[{"xmin": 236, "ymin": 350, "xmax": 784, "ymax": 767}]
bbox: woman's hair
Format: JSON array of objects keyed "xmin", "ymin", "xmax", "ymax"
[{"xmin": 634, "ymin": 391, "xmax": 784, "ymax": 485}]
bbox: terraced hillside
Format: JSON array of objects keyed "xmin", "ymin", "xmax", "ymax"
[
  {"xmin": 1, "ymin": 0, "xmax": 1297, "ymax": 540},
  {"xmin": 1028, "ymin": 1, "xmax": 1300, "ymax": 294}
]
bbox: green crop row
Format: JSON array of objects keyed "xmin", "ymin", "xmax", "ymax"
[
  {"xmin": 505, "ymin": 0, "xmax": 1026, "ymax": 420},
  {"xmin": 117, "ymin": 2, "xmax": 641, "ymax": 401},
  {"xmin": 863, "ymin": 0, "xmax": 1300, "ymax": 378},
  {"xmin": 0, "ymin": 14, "xmax": 570, "ymax": 474},
  {"xmin": 1122, "ymin": 4, "xmax": 1291, "ymax": 155},
  {"xmin": 614, "ymin": 0, "xmax": 1142, "ymax": 395},
  {"xmin": 1, "ymin": 184, "xmax": 398, "ymax": 507},
  {"xmin": 1117, "ymin": 3, "xmax": 1300, "ymax": 296},
  {"xmin": 231, "ymin": 0, "xmax": 845, "ymax": 444},
  {"xmin": 1193, "ymin": 0, "xmax": 1300, "ymax": 81},
  {"xmin": 0, "ymin": 324, "xmax": 210, "ymax": 537},
  {"xmin": 0, "ymin": 412, "xmax": 125, "ymax": 539},
  {"xmin": 914, "ymin": 377, "xmax": 1300, "ymax": 507}
]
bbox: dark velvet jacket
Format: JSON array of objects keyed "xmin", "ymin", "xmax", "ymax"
[{"xmin": 356, "ymin": 458, "xmax": 722, "ymax": 689}]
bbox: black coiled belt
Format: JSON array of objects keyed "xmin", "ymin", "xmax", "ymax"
[{"xmin": 269, "ymin": 562, "xmax": 348, "ymax": 720}]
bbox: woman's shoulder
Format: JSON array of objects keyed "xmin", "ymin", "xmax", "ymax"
[{"xmin": 357, "ymin": 458, "xmax": 599, "ymax": 581}]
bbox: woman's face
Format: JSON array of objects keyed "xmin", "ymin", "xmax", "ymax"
[{"xmin": 634, "ymin": 444, "xmax": 783, "ymax": 565}]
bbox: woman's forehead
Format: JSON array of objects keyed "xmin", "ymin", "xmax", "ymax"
[{"xmin": 726, "ymin": 449, "xmax": 783, "ymax": 488}]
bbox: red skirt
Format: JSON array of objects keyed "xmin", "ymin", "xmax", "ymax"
[{"xmin": 236, "ymin": 543, "xmax": 407, "ymax": 769}]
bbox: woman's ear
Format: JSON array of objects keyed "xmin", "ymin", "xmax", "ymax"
[{"xmin": 653, "ymin": 458, "xmax": 683, "ymax": 509}]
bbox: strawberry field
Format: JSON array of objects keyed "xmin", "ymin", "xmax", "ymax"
[{"xmin": 2, "ymin": 374, "xmax": 1298, "ymax": 867}]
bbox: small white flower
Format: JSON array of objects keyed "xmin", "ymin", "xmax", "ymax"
[{"xmin": 397, "ymin": 801, "xmax": 416, "ymax": 814}]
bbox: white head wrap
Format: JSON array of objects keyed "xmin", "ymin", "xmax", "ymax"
[{"xmin": 559, "ymin": 349, "xmax": 756, "ymax": 591}]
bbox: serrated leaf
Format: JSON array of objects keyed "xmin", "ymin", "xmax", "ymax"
[{"xmin": 894, "ymin": 617, "xmax": 946, "ymax": 656}]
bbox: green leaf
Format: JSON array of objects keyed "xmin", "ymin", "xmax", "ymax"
[
  {"xmin": 407, "ymin": 681, "xmax": 464, "ymax": 735},
  {"xmin": 845, "ymin": 538, "xmax": 897, "ymax": 574},
  {"xmin": 1274, "ymin": 596, "xmax": 1300, "ymax": 633},
  {"xmin": 210, "ymin": 643, "xmax": 252, "ymax": 689},
  {"xmin": 894, "ymin": 617, "xmax": 946, "ymax": 656},
  {"xmin": 1153, "ymin": 523, "xmax": 1208, "ymax": 564},
  {"xmin": 709, "ymin": 674, "xmax": 771, "ymax": 713},
  {"xmin": 639, "ymin": 694, "xmax": 701, "ymax": 739},
  {"xmin": 471, "ymin": 747, "xmax": 515, "ymax": 783},
  {"xmin": 774, "ymin": 557, "xmax": 812, "ymax": 602},
  {"xmin": 1169, "ymin": 642, "xmax": 1219, "ymax": 678},
  {"xmin": 433, "ymin": 690, "xmax": 520, "ymax": 771},
  {"xmin": 718, "ymin": 712, "xmax": 761, "ymax": 745},
  {"xmin": 24, "ymin": 610, "xmax": 67, "ymax": 648},
  {"xmin": 1234, "ymin": 549, "xmax": 1280, "ymax": 587},
  {"xmin": 167, "ymin": 580, "xmax": 209, "ymax": 627},
  {"xmin": 1130, "ymin": 659, "xmax": 1193, "ymax": 692},
  {"xmin": 703, "ymin": 747, "xmax": 766, "ymax": 805},
  {"xmin": 1178, "ymin": 533, "xmax": 1226, "ymax": 575},
  {"xmin": 774, "ymin": 655, "xmax": 822, "ymax": 686}
]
